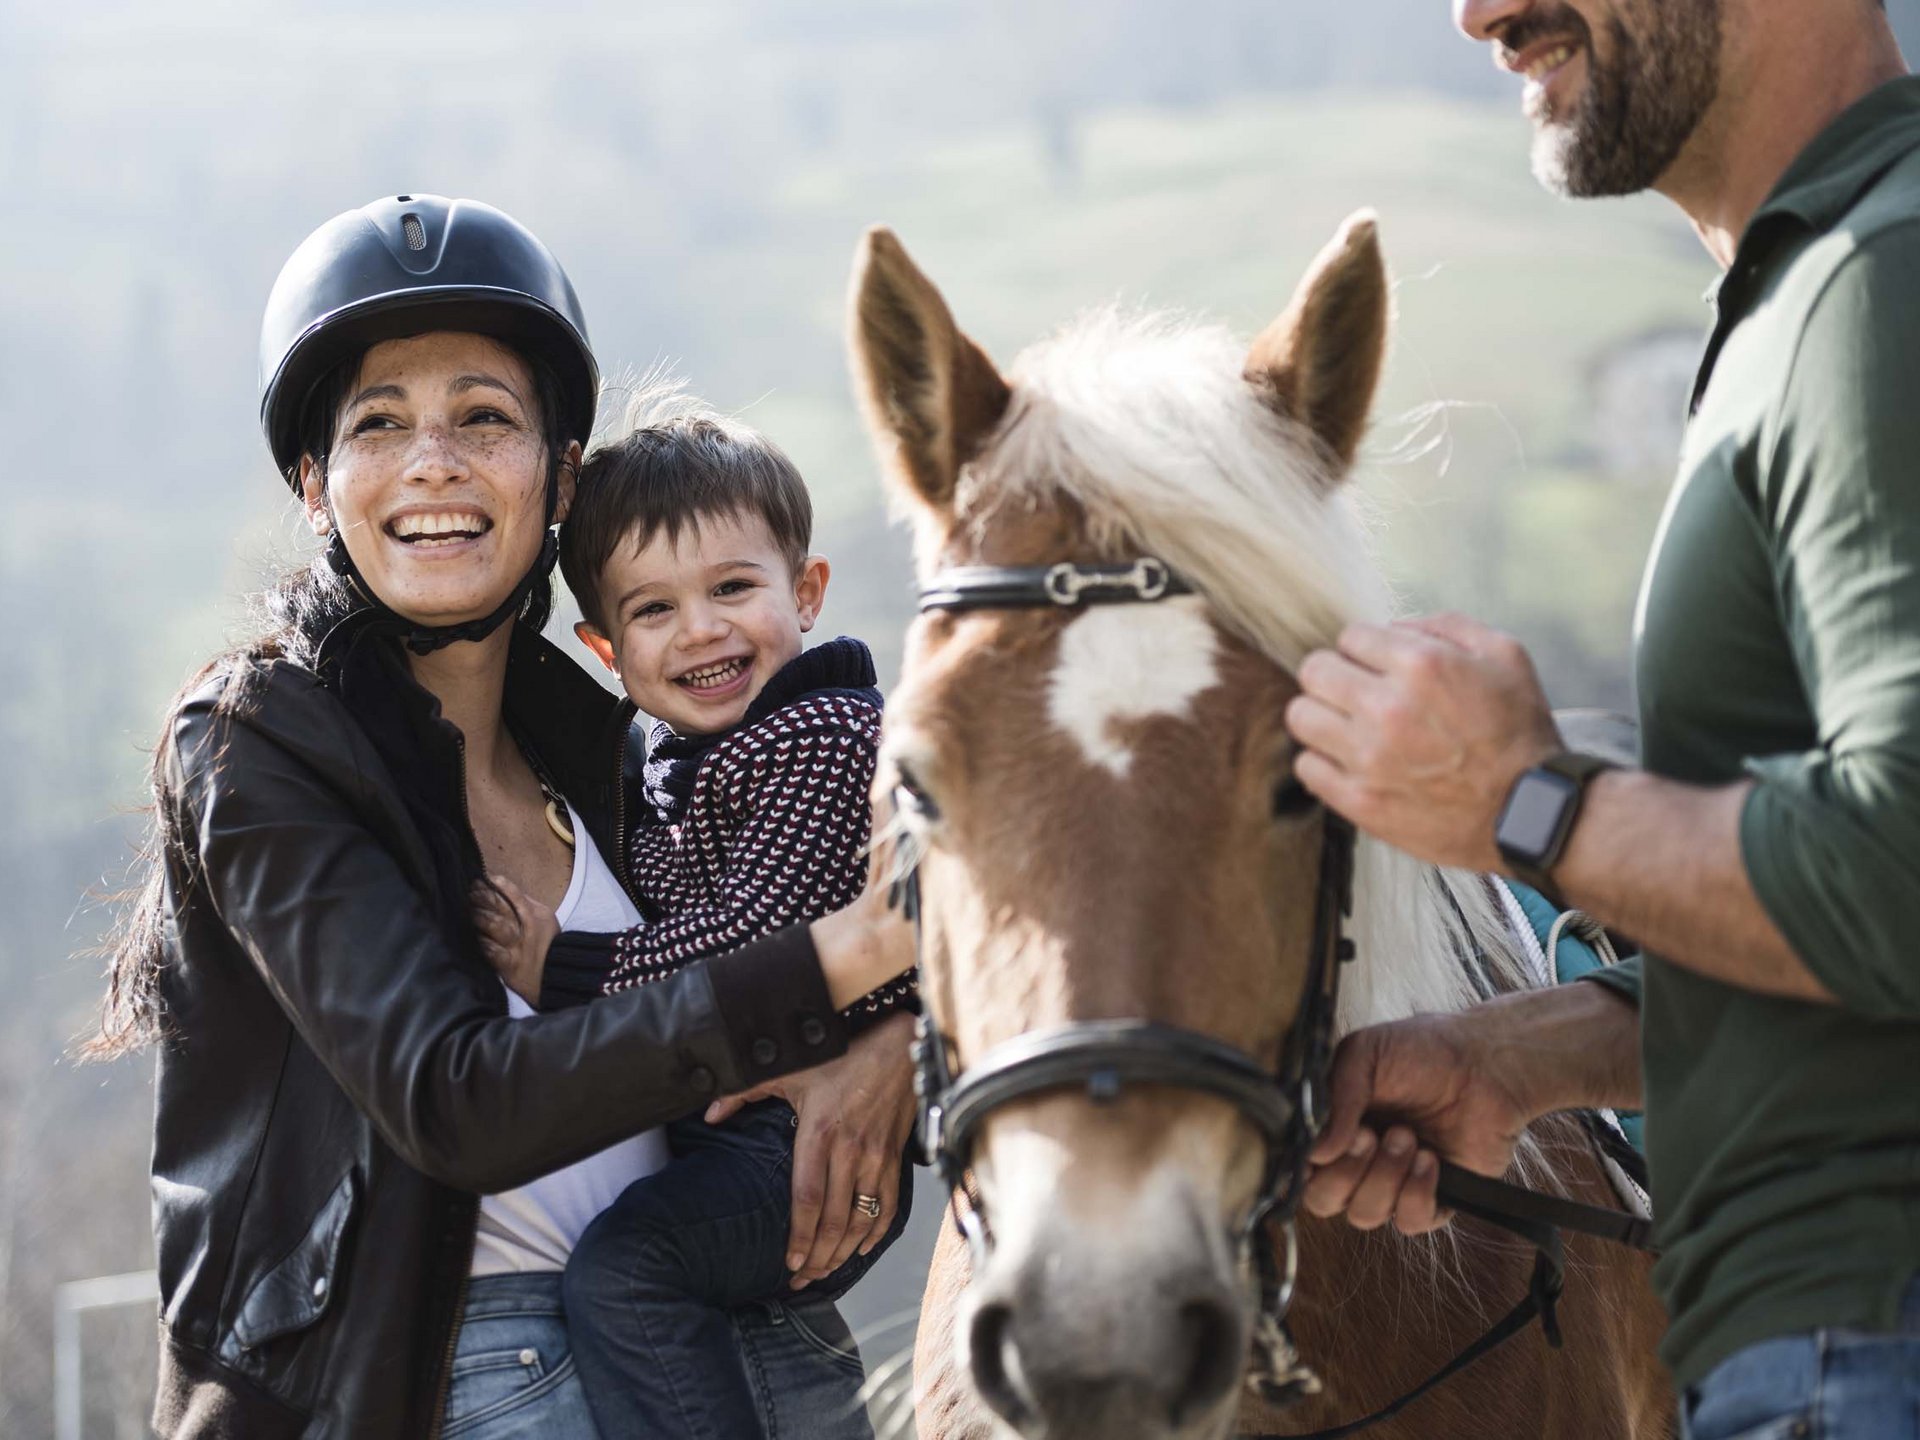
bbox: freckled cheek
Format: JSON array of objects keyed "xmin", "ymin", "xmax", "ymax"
[
  {"xmin": 321, "ymin": 466, "xmax": 391, "ymax": 538},
  {"xmin": 455, "ymin": 430, "xmax": 546, "ymax": 504}
]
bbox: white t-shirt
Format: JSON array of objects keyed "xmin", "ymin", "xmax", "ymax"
[{"xmin": 471, "ymin": 803, "xmax": 671, "ymax": 1276}]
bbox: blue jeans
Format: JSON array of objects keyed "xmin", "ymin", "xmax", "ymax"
[
  {"xmin": 1682, "ymin": 1276, "xmax": 1920, "ymax": 1440},
  {"xmin": 444, "ymin": 1273, "xmax": 600, "ymax": 1438},
  {"xmin": 563, "ymin": 1099, "xmax": 911, "ymax": 1440}
]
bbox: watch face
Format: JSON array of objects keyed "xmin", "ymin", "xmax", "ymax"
[{"xmin": 1499, "ymin": 771, "xmax": 1579, "ymax": 859}]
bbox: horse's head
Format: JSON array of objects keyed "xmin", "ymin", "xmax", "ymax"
[{"xmin": 850, "ymin": 217, "xmax": 1393, "ymax": 1440}]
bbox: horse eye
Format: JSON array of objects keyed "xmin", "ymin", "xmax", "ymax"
[
  {"xmin": 1272, "ymin": 775, "xmax": 1317, "ymax": 820},
  {"xmin": 894, "ymin": 764, "xmax": 942, "ymax": 824}
]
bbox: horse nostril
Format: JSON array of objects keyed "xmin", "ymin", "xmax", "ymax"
[
  {"xmin": 967, "ymin": 1298, "xmax": 1038, "ymax": 1430},
  {"xmin": 1168, "ymin": 1292, "xmax": 1246, "ymax": 1426}
]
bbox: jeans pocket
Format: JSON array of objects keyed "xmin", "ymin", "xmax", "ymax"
[
  {"xmin": 774, "ymin": 1298, "xmax": 867, "ymax": 1377},
  {"xmin": 445, "ymin": 1344, "xmax": 561, "ymax": 1435},
  {"xmin": 1686, "ymin": 1416, "xmax": 1813, "ymax": 1440},
  {"xmin": 1685, "ymin": 1385, "xmax": 1815, "ymax": 1440}
]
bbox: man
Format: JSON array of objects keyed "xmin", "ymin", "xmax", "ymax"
[{"xmin": 1288, "ymin": 1, "xmax": 1920, "ymax": 1434}]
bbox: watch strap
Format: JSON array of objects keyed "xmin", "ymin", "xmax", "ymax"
[
  {"xmin": 1499, "ymin": 751, "xmax": 1616, "ymax": 907},
  {"xmin": 1538, "ymin": 751, "xmax": 1615, "ymax": 789}
]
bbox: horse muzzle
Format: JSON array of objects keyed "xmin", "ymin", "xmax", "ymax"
[{"xmin": 959, "ymin": 1165, "xmax": 1251, "ymax": 1440}]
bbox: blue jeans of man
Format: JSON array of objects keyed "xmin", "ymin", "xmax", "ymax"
[
  {"xmin": 563, "ymin": 1098, "xmax": 912, "ymax": 1440},
  {"xmin": 1681, "ymin": 1275, "xmax": 1920, "ymax": 1440}
]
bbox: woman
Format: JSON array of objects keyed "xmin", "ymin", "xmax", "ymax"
[{"xmin": 97, "ymin": 195, "xmax": 917, "ymax": 1439}]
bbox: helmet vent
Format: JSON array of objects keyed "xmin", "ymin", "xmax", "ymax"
[{"xmin": 402, "ymin": 214, "xmax": 427, "ymax": 251}]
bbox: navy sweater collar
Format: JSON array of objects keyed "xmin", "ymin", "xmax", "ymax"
[{"xmin": 641, "ymin": 636, "xmax": 881, "ymax": 824}]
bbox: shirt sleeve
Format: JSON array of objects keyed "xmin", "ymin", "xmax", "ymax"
[
  {"xmin": 540, "ymin": 930, "xmax": 621, "ymax": 1010},
  {"xmin": 1579, "ymin": 953, "xmax": 1643, "ymax": 1007},
  {"xmin": 1739, "ymin": 221, "xmax": 1920, "ymax": 1018},
  {"xmin": 604, "ymin": 713, "xmax": 892, "ymax": 992}
]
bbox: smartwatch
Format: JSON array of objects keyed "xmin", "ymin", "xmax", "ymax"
[{"xmin": 1493, "ymin": 752, "xmax": 1615, "ymax": 906}]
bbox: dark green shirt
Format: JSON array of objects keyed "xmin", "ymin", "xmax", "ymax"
[{"xmin": 1589, "ymin": 77, "xmax": 1920, "ymax": 1390}]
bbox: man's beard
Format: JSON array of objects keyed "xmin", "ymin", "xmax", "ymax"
[{"xmin": 1521, "ymin": 0, "xmax": 1723, "ymax": 198}]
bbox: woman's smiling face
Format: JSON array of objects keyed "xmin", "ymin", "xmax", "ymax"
[{"xmin": 300, "ymin": 331, "xmax": 577, "ymax": 628}]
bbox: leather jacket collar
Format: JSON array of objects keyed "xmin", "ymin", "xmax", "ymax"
[{"xmin": 312, "ymin": 610, "xmax": 642, "ymax": 885}]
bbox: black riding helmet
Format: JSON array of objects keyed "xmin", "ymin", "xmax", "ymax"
[{"xmin": 257, "ymin": 195, "xmax": 599, "ymax": 652}]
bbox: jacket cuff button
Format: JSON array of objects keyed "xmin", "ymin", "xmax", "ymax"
[
  {"xmin": 800, "ymin": 1017, "xmax": 827, "ymax": 1047},
  {"xmin": 689, "ymin": 1066, "xmax": 717, "ymax": 1095},
  {"xmin": 751, "ymin": 1037, "xmax": 779, "ymax": 1067}
]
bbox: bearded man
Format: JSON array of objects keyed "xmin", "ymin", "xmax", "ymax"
[{"xmin": 1287, "ymin": 2, "xmax": 1920, "ymax": 1435}]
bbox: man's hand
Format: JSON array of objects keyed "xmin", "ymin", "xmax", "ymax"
[
  {"xmin": 1304, "ymin": 981, "xmax": 1643, "ymax": 1235},
  {"xmin": 1304, "ymin": 1012, "xmax": 1532, "ymax": 1235},
  {"xmin": 705, "ymin": 1011, "xmax": 916, "ymax": 1289},
  {"xmin": 1285, "ymin": 614, "xmax": 1563, "ymax": 871}
]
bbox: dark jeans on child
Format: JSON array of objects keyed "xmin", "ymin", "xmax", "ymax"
[{"xmin": 563, "ymin": 1099, "xmax": 912, "ymax": 1440}]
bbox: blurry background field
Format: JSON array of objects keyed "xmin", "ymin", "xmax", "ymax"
[{"xmin": 8, "ymin": 0, "xmax": 1920, "ymax": 1432}]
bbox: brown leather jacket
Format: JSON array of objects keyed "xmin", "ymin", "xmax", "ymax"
[{"xmin": 149, "ymin": 616, "xmax": 845, "ymax": 1437}]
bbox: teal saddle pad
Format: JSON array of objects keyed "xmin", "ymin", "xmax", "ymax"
[{"xmin": 1500, "ymin": 880, "xmax": 1646, "ymax": 1156}]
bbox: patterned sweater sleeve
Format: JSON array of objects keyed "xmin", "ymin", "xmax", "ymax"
[{"xmin": 604, "ymin": 703, "xmax": 918, "ymax": 1029}]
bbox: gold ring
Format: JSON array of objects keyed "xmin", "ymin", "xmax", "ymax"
[{"xmin": 853, "ymin": 1193, "xmax": 883, "ymax": 1219}]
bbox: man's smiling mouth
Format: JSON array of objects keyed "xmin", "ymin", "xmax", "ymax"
[{"xmin": 1526, "ymin": 41, "xmax": 1580, "ymax": 81}]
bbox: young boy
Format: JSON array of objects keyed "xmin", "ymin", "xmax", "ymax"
[{"xmin": 471, "ymin": 392, "xmax": 915, "ymax": 1439}]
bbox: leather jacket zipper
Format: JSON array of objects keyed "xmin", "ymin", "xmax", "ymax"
[
  {"xmin": 426, "ymin": 733, "xmax": 486, "ymax": 1439},
  {"xmin": 610, "ymin": 699, "xmax": 636, "ymax": 890},
  {"xmin": 424, "ymin": 1196, "xmax": 479, "ymax": 1440}
]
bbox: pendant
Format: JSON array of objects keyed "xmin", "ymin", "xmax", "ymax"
[{"xmin": 545, "ymin": 798, "xmax": 575, "ymax": 848}]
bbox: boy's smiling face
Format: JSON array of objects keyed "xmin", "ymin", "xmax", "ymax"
[{"xmin": 577, "ymin": 508, "xmax": 829, "ymax": 736}]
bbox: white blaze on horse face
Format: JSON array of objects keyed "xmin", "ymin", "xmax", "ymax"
[{"xmin": 1046, "ymin": 596, "xmax": 1219, "ymax": 777}]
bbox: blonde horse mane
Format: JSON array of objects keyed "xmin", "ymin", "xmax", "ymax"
[{"xmin": 955, "ymin": 307, "xmax": 1538, "ymax": 1035}]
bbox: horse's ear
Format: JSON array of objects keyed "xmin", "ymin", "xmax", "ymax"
[
  {"xmin": 848, "ymin": 226, "xmax": 1011, "ymax": 513},
  {"xmin": 1244, "ymin": 210, "xmax": 1388, "ymax": 476}
]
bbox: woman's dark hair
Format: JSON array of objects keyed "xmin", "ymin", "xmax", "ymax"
[{"xmin": 87, "ymin": 338, "xmax": 574, "ymax": 1060}]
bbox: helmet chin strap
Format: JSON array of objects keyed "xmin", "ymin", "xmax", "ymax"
[{"xmin": 323, "ymin": 473, "xmax": 563, "ymax": 657}]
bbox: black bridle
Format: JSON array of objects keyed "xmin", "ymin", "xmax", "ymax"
[{"xmin": 897, "ymin": 557, "xmax": 1658, "ymax": 1437}]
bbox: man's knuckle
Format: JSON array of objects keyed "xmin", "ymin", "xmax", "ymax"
[{"xmin": 1403, "ymin": 649, "xmax": 1446, "ymax": 688}]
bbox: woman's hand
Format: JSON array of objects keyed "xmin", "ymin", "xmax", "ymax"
[
  {"xmin": 469, "ymin": 874, "xmax": 559, "ymax": 1008},
  {"xmin": 809, "ymin": 852, "xmax": 916, "ymax": 1011},
  {"xmin": 705, "ymin": 1010, "xmax": 917, "ymax": 1289}
]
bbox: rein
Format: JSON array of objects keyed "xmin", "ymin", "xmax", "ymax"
[{"xmin": 899, "ymin": 557, "xmax": 1658, "ymax": 1438}]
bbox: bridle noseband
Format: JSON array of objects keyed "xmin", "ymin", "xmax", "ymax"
[
  {"xmin": 896, "ymin": 556, "xmax": 1658, "ymax": 1437},
  {"xmin": 901, "ymin": 556, "xmax": 1354, "ymax": 1408}
]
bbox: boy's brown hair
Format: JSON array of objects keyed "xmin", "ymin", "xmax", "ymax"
[{"xmin": 561, "ymin": 382, "xmax": 814, "ymax": 633}]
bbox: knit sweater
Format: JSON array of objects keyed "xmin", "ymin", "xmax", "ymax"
[{"xmin": 541, "ymin": 637, "xmax": 917, "ymax": 1033}]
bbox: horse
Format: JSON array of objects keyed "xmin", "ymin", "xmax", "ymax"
[{"xmin": 843, "ymin": 215, "xmax": 1672, "ymax": 1440}]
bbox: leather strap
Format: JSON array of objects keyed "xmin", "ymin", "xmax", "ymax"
[
  {"xmin": 919, "ymin": 559, "xmax": 1192, "ymax": 611},
  {"xmin": 1248, "ymin": 1156, "xmax": 1658, "ymax": 1439},
  {"xmin": 1437, "ymin": 1161, "xmax": 1656, "ymax": 1254}
]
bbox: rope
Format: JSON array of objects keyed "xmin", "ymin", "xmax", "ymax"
[{"xmin": 1542, "ymin": 907, "xmax": 1620, "ymax": 970}]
